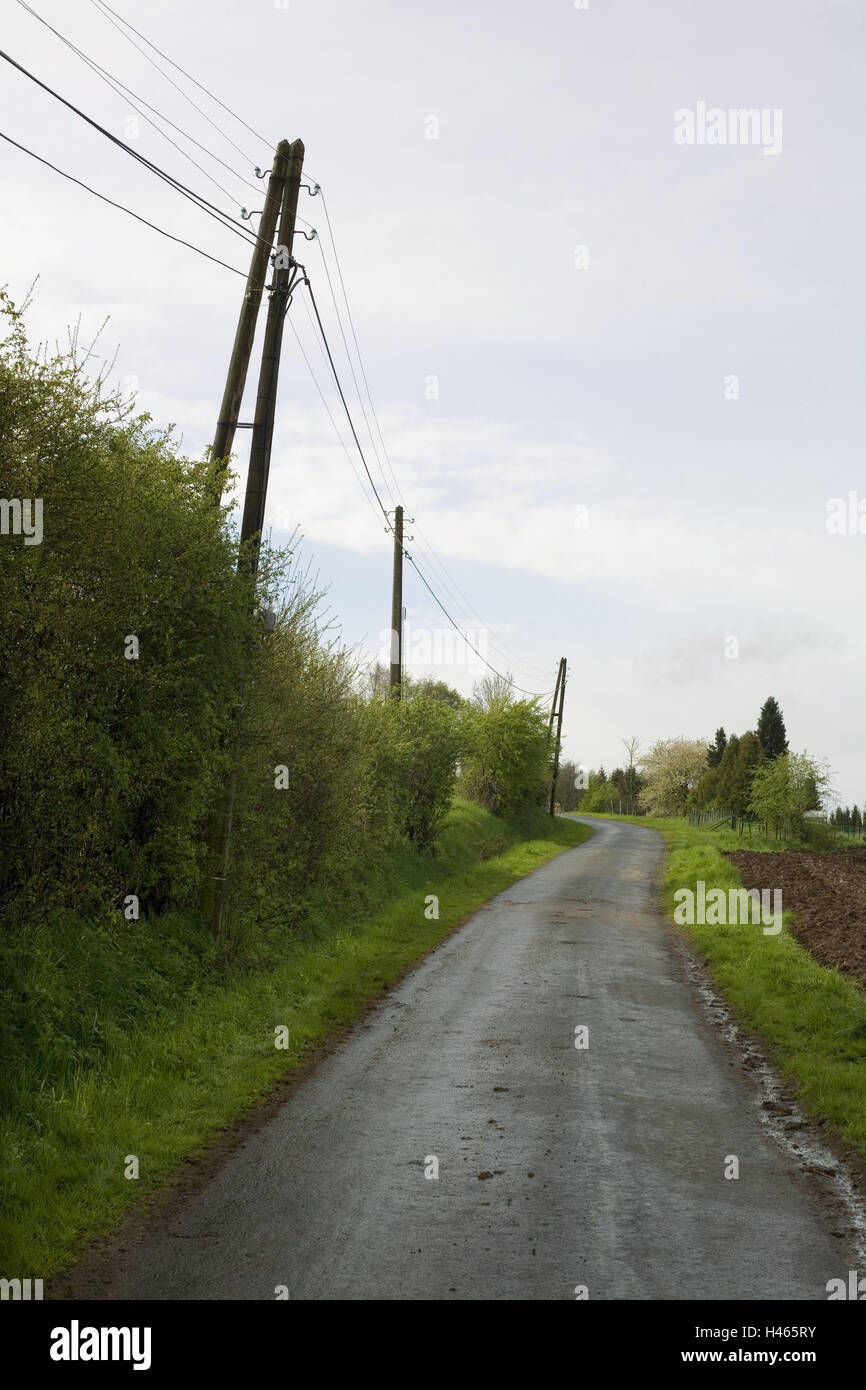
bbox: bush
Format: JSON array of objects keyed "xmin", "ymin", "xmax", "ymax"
[
  {"xmin": 579, "ymin": 776, "xmax": 621, "ymax": 814},
  {"xmin": 748, "ymin": 752, "xmax": 830, "ymax": 839},
  {"xmin": 0, "ymin": 293, "xmax": 253, "ymax": 916},
  {"xmin": 460, "ymin": 695, "xmax": 551, "ymax": 818},
  {"xmin": 393, "ymin": 690, "xmax": 466, "ymax": 854}
]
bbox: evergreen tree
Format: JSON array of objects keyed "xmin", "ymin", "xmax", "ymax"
[
  {"xmin": 556, "ymin": 760, "xmax": 581, "ymax": 812},
  {"xmin": 691, "ymin": 764, "xmax": 719, "ymax": 810},
  {"xmin": 756, "ymin": 696, "xmax": 788, "ymax": 761},
  {"xmin": 714, "ymin": 734, "xmax": 741, "ymax": 807},
  {"xmin": 727, "ymin": 732, "xmax": 765, "ymax": 816},
  {"xmin": 707, "ymin": 727, "xmax": 727, "ymax": 767}
]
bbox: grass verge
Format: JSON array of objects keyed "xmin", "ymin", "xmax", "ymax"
[
  {"xmin": 569, "ymin": 810, "xmax": 834, "ymax": 854},
  {"xmin": 1, "ymin": 800, "xmax": 591, "ymax": 1277},
  {"xmin": 572, "ymin": 812, "xmax": 866, "ymax": 1154}
]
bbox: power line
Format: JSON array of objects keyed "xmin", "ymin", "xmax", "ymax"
[
  {"xmin": 312, "ymin": 205, "xmax": 481, "ymax": 647},
  {"xmin": 318, "ymin": 190, "xmax": 404, "ymax": 505},
  {"xmin": 404, "ymin": 549, "xmax": 556, "ymax": 699},
  {"xmin": 0, "ymin": 48, "xmax": 269, "ymax": 254},
  {"xmin": 300, "ymin": 274, "xmax": 392, "ymax": 523},
  {"xmin": 299, "ymin": 272, "xmax": 555, "ymax": 699},
  {"xmin": 17, "ymin": 1, "xmax": 317, "ymax": 233},
  {"xmin": 89, "ymin": 0, "xmax": 270, "ymax": 162},
  {"xmin": 410, "ymin": 529, "xmax": 557, "ymax": 682},
  {"xmin": 402, "ymin": 534, "xmax": 559, "ymax": 693},
  {"xmin": 419, "ymin": 529, "xmax": 556, "ymax": 679},
  {"xmin": 314, "ymin": 187, "xmax": 553, "ymax": 684},
  {"xmin": 313, "ymin": 232, "xmax": 396, "ymax": 510},
  {"xmin": 287, "ymin": 309, "xmax": 391, "ymax": 540},
  {"xmin": 16, "ymin": 1, "xmax": 257, "ymax": 213},
  {"xmin": 0, "ymin": 129, "xmax": 246, "ymax": 277},
  {"xmin": 16, "ymin": 0, "xmax": 263, "ymax": 205},
  {"xmin": 88, "ymin": 1, "xmax": 324, "ymax": 190}
]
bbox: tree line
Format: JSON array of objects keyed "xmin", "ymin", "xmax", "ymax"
[
  {"xmin": 564, "ymin": 697, "xmax": 833, "ymax": 838},
  {"xmin": 555, "ymin": 739, "xmax": 643, "ymax": 814}
]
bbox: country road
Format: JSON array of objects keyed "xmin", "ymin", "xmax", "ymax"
[{"xmin": 84, "ymin": 817, "xmax": 857, "ymax": 1301}]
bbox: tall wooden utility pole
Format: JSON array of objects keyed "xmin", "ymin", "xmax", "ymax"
[
  {"xmin": 240, "ymin": 137, "xmax": 305, "ymax": 570},
  {"xmin": 210, "ymin": 139, "xmax": 291, "ymax": 499},
  {"xmin": 390, "ymin": 505, "xmax": 404, "ymax": 698},
  {"xmin": 202, "ymin": 138, "xmax": 305, "ymax": 940},
  {"xmin": 549, "ymin": 657, "xmax": 567, "ymax": 815},
  {"xmin": 548, "ymin": 657, "xmax": 564, "ymax": 731}
]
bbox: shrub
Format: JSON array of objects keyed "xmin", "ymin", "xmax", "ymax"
[
  {"xmin": 0, "ymin": 294, "xmax": 253, "ymax": 915},
  {"xmin": 748, "ymin": 752, "xmax": 831, "ymax": 839},
  {"xmin": 460, "ymin": 695, "xmax": 551, "ymax": 818},
  {"xmin": 393, "ymin": 690, "xmax": 466, "ymax": 854}
]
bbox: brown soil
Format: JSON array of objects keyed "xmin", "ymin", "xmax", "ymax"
[{"xmin": 726, "ymin": 849, "xmax": 866, "ymax": 989}]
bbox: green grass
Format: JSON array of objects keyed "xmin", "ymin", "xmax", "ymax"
[
  {"xmin": 0, "ymin": 799, "xmax": 591, "ymax": 1278},
  {"xmin": 570, "ymin": 810, "xmax": 835, "ymax": 854},
  {"xmin": 570, "ymin": 812, "xmax": 866, "ymax": 1154}
]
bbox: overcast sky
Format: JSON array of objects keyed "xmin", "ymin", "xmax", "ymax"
[{"xmin": 3, "ymin": 0, "xmax": 865, "ymax": 803}]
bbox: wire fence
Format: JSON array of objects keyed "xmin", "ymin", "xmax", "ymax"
[
  {"xmin": 828, "ymin": 820, "xmax": 866, "ymax": 840},
  {"xmin": 687, "ymin": 809, "xmax": 767, "ymax": 839},
  {"xmin": 688, "ymin": 810, "xmax": 866, "ymax": 842}
]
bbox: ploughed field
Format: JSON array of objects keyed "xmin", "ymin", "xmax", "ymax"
[{"xmin": 726, "ymin": 849, "xmax": 866, "ymax": 989}]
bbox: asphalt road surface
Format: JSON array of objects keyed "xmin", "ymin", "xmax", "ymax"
[{"xmin": 105, "ymin": 816, "xmax": 855, "ymax": 1300}]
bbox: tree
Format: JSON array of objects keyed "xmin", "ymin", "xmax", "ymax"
[
  {"xmin": 622, "ymin": 737, "xmax": 642, "ymax": 813},
  {"xmin": 707, "ymin": 727, "xmax": 727, "ymax": 767},
  {"xmin": 460, "ymin": 695, "xmax": 550, "ymax": 817},
  {"xmin": 749, "ymin": 752, "xmax": 831, "ymax": 838},
  {"xmin": 690, "ymin": 764, "xmax": 718, "ymax": 810},
  {"xmin": 756, "ymin": 697, "xmax": 788, "ymax": 761},
  {"xmin": 725, "ymin": 731, "xmax": 765, "ymax": 816},
  {"xmin": 362, "ymin": 660, "xmax": 390, "ymax": 699},
  {"xmin": 640, "ymin": 738, "xmax": 709, "ymax": 816},
  {"xmin": 700, "ymin": 731, "xmax": 766, "ymax": 817},
  {"xmin": 580, "ymin": 772, "xmax": 621, "ymax": 814},
  {"xmin": 472, "ymin": 671, "xmax": 514, "ymax": 710},
  {"xmin": 392, "ymin": 691, "xmax": 465, "ymax": 854},
  {"xmin": 414, "ymin": 676, "xmax": 465, "ymax": 709},
  {"xmin": 555, "ymin": 759, "xmax": 583, "ymax": 812},
  {"xmin": 712, "ymin": 734, "xmax": 741, "ymax": 807}
]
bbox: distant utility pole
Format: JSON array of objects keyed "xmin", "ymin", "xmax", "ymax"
[
  {"xmin": 549, "ymin": 657, "xmax": 567, "ymax": 815},
  {"xmin": 390, "ymin": 505, "xmax": 404, "ymax": 698},
  {"xmin": 548, "ymin": 658, "xmax": 564, "ymax": 731},
  {"xmin": 210, "ymin": 139, "xmax": 292, "ymax": 499},
  {"xmin": 202, "ymin": 137, "xmax": 305, "ymax": 940}
]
